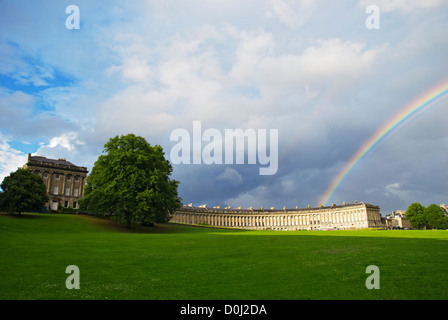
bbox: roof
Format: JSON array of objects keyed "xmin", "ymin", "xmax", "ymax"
[
  {"xmin": 179, "ymin": 201, "xmax": 379, "ymax": 214},
  {"xmin": 26, "ymin": 154, "xmax": 87, "ymax": 172},
  {"xmin": 30, "ymin": 156, "xmax": 77, "ymax": 167}
]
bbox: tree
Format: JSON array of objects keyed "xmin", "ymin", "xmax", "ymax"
[
  {"xmin": 425, "ymin": 204, "xmax": 448, "ymax": 230},
  {"xmin": 0, "ymin": 168, "xmax": 48, "ymax": 215},
  {"xmin": 405, "ymin": 202, "xmax": 426, "ymax": 229},
  {"xmin": 80, "ymin": 134, "xmax": 182, "ymax": 227}
]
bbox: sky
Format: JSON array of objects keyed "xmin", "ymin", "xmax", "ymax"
[{"xmin": 1, "ymin": 0, "xmax": 447, "ymax": 215}]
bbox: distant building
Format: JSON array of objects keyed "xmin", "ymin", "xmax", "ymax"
[
  {"xmin": 384, "ymin": 210, "xmax": 411, "ymax": 229},
  {"xmin": 23, "ymin": 154, "xmax": 88, "ymax": 212},
  {"xmin": 172, "ymin": 201, "xmax": 382, "ymax": 230}
]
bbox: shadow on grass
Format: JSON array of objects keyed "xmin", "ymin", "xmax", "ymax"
[
  {"xmin": 81, "ymin": 215, "xmax": 245, "ymax": 235},
  {"xmin": 0, "ymin": 212, "xmax": 46, "ymax": 219},
  {"xmin": 76, "ymin": 215, "xmax": 448, "ymax": 240}
]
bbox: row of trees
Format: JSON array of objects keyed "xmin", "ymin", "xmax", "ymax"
[{"xmin": 406, "ymin": 203, "xmax": 448, "ymax": 230}]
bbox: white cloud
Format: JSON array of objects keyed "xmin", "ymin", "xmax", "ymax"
[
  {"xmin": 384, "ymin": 183, "xmax": 411, "ymax": 200},
  {"xmin": 36, "ymin": 132, "xmax": 84, "ymax": 155},
  {"xmin": 257, "ymin": 38, "xmax": 382, "ymax": 89},
  {"xmin": 108, "ymin": 57, "xmax": 152, "ymax": 83},
  {"xmin": 106, "ymin": 33, "xmax": 154, "ymax": 83},
  {"xmin": 68, "ymin": 20, "xmax": 384, "ymax": 148},
  {"xmin": 83, "ymin": 27, "xmax": 385, "ymax": 176},
  {"xmin": 0, "ymin": 136, "xmax": 28, "ymax": 185},
  {"xmin": 224, "ymin": 185, "xmax": 269, "ymax": 208},
  {"xmin": 267, "ymin": 0, "xmax": 317, "ymax": 28},
  {"xmin": 217, "ymin": 167, "xmax": 243, "ymax": 185}
]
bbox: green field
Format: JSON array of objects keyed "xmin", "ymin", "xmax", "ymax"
[{"xmin": 0, "ymin": 212, "xmax": 447, "ymax": 300}]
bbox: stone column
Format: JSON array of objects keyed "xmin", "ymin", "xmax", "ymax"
[{"xmin": 47, "ymin": 171, "xmax": 52, "ymax": 193}]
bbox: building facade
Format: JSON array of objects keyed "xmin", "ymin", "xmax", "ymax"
[
  {"xmin": 23, "ymin": 154, "xmax": 88, "ymax": 212},
  {"xmin": 384, "ymin": 210, "xmax": 411, "ymax": 229},
  {"xmin": 171, "ymin": 202, "xmax": 382, "ymax": 230}
]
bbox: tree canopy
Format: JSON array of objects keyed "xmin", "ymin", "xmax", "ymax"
[
  {"xmin": 0, "ymin": 168, "xmax": 48, "ymax": 214},
  {"xmin": 80, "ymin": 134, "xmax": 182, "ymax": 227},
  {"xmin": 425, "ymin": 204, "xmax": 448, "ymax": 230},
  {"xmin": 405, "ymin": 202, "xmax": 426, "ymax": 229},
  {"xmin": 406, "ymin": 202, "xmax": 448, "ymax": 230}
]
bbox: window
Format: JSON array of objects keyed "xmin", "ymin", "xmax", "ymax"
[
  {"xmin": 43, "ymin": 172, "xmax": 48, "ymax": 178},
  {"xmin": 65, "ymin": 187, "xmax": 70, "ymax": 196},
  {"xmin": 34, "ymin": 170, "xmax": 39, "ymax": 175},
  {"xmin": 67, "ymin": 175, "xmax": 71, "ymax": 181},
  {"xmin": 53, "ymin": 186, "xmax": 59, "ymax": 195},
  {"xmin": 75, "ymin": 176, "xmax": 79, "ymax": 182},
  {"xmin": 73, "ymin": 202, "xmax": 77, "ymax": 209},
  {"xmin": 64, "ymin": 201, "xmax": 69, "ymax": 208},
  {"xmin": 55, "ymin": 173, "xmax": 60, "ymax": 180},
  {"xmin": 74, "ymin": 188, "xmax": 79, "ymax": 197}
]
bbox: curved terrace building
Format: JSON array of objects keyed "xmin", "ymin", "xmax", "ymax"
[{"xmin": 171, "ymin": 202, "xmax": 382, "ymax": 230}]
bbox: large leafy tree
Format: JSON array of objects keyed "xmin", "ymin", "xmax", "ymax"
[
  {"xmin": 80, "ymin": 134, "xmax": 182, "ymax": 227},
  {"xmin": 405, "ymin": 202, "xmax": 426, "ymax": 229},
  {"xmin": 425, "ymin": 204, "xmax": 448, "ymax": 230},
  {"xmin": 0, "ymin": 168, "xmax": 48, "ymax": 215}
]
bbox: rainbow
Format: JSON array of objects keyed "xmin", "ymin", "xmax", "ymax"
[{"xmin": 318, "ymin": 79, "xmax": 448, "ymax": 206}]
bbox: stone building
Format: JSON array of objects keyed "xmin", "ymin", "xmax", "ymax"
[
  {"xmin": 171, "ymin": 201, "xmax": 382, "ymax": 230},
  {"xmin": 440, "ymin": 204, "xmax": 448, "ymax": 215},
  {"xmin": 384, "ymin": 210, "xmax": 411, "ymax": 229},
  {"xmin": 23, "ymin": 154, "xmax": 88, "ymax": 212}
]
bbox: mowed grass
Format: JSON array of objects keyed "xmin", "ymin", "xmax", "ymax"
[{"xmin": 0, "ymin": 212, "xmax": 447, "ymax": 300}]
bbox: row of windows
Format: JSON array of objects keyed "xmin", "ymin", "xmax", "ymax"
[
  {"xmin": 64, "ymin": 200, "xmax": 78, "ymax": 209},
  {"xmin": 51, "ymin": 200, "xmax": 78, "ymax": 210},
  {"xmin": 34, "ymin": 170, "xmax": 82, "ymax": 181},
  {"xmin": 52, "ymin": 186, "xmax": 79, "ymax": 197}
]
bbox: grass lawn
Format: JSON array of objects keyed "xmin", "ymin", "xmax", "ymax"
[{"xmin": 0, "ymin": 212, "xmax": 447, "ymax": 300}]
